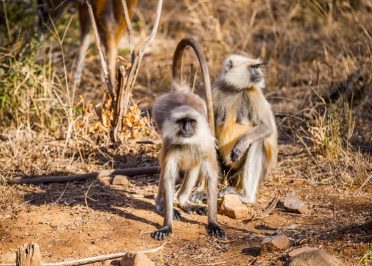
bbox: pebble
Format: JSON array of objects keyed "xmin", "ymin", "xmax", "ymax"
[
  {"xmin": 289, "ymin": 249, "xmax": 341, "ymax": 266},
  {"xmin": 112, "ymin": 175, "xmax": 130, "ymax": 188},
  {"xmin": 261, "ymin": 234, "xmax": 290, "ymax": 252},
  {"xmin": 120, "ymin": 253, "xmax": 155, "ymax": 266},
  {"xmin": 283, "ymin": 192, "xmax": 310, "ymax": 214},
  {"xmin": 219, "ymin": 194, "xmax": 249, "ymax": 219}
]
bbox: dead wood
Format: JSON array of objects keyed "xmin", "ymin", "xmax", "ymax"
[
  {"xmin": 16, "ymin": 243, "xmax": 41, "ymax": 266},
  {"xmin": 250, "ymin": 195, "xmax": 279, "ymax": 221},
  {"xmin": 6, "ymin": 166, "xmax": 159, "ymax": 185},
  {"xmin": 3, "ymin": 243, "xmax": 164, "ymax": 266},
  {"xmin": 113, "ymin": 0, "xmax": 163, "ymax": 142}
]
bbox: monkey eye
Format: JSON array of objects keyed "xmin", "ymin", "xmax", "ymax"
[
  {"xmin": 176, "ymin": 118, "xmax": 196, "ymax": 125},
  {"xmin": 225, "ymin": 59, "xmax": 233, "ymax": 71},
  {"xmin": 249, "ymin": 63, "xmax": 265, "ymax": 69}
]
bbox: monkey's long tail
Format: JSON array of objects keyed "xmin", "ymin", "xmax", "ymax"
[{"xmin": 172, "ymin": 38, "xmax": 215, "ymax": 136}]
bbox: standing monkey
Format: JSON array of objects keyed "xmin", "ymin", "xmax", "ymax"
[
  {"xmin": 213, "ymin": 55, "xmax": 278, "ymax": 203},
  {"xmin": 37, "ymin": 0, "xmax": 138, "ymax": 86},
  {"xmin": 151, "ymin": 38, "xmax": 224, "ymax": 240}
]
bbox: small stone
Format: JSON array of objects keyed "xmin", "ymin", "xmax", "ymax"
[
  {"xmin": 289, "ymin": 249, "xmax": 342, "ymax": 266},
  {"xmin": 120, "ymin": 253, "xmax": 155, "ymax": 266},
  {"xmin": 289, "ymin": 246, "xmax": 319, "ymax": 257},
  {"xmin": 283, "ymin": 192, "xmax": 310, "ymax": 214},
  {"xmin": 220, "ymin": 194, "xmax": 249, "ymax": 219},
  {"xmin": 99, "ymin": 176, "xmax": 111, "ymax": 186},
  {"xmin": 261, "ymin": 234, "xmax": 290, "ymax": 252},
  {"xmin": 112, "ymin": 175, "xmax": 130, "ymax": 187}
]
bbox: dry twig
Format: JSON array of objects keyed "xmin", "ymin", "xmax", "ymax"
[{"xmin": 114, "ymin": 0, "xmax": 163, "ymax": 142}]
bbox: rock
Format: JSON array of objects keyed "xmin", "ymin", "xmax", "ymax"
[
  {"xmin": 120, "ymin": 253, "xmax": 155, "ymax": 266},
  {"xmin": 289, "ymin": 249, "xmax": 342, "ymax": 266},
  {"xmin": 99, "ymin": 176, "xmax": 111, "ymax": 186},
  {"xmin": 219, "ymin": 194, "xmax": 249, "ymax": 219},
  {"xmin": 261, "ymin": 234, "xmax": 290, "ymax": 252},
  {"xmin": 112, "ymin": 175, "xmax": 130, "ymax": 187},
  {"xmin": 283, "ymin": 192, "xmax": 310, "ymax": 214},
  {"xmin": 289, "ymin": 246, "xmax": 319, "ymax": 257}
]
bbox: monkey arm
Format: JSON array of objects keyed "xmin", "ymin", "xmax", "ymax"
[
  {"xmin": 231, "ymin": 86, "xmax": 276, "ymax": 160},
  {"xmin": 230, "ymin": 123, "xmax": 270, "ymax": 163}
]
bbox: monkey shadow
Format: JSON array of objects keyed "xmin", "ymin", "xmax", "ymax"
[
  {"xmin": 65, "ymin": 145, "xmax": 156, "ymax": 166},
  {"xmin": 22, "ymin": 177, "xmax": 213, "ymax": 230}
]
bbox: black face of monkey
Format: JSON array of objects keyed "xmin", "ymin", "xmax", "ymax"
[
  {"xmin": 249, "ymin": 64, "xmax": 263, "ymax": 83},
  {"xmin": 177, "ymin": 118, "xmax": 197, "ymax": 138}
]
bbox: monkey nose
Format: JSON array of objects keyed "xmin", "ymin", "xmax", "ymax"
[
  {"xmin": 181, "ymin": 124, "xmax": 193, "ymax": 137},
  {"xmin": 251, "ymin": 74, "xmax": 262, "ymax": 83}
]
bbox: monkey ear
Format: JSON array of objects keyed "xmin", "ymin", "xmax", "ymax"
[{"xmin": 225, "ymin": 59, "xmax": 233, "ymax": 71}]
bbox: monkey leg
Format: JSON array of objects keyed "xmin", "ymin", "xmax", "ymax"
[
  {"xmin": 190, "ymin": 168, "xmax": 207, "ymax": 204},
  {"xmin": 155, "ymin": 177, "xmax": 181, "ymax": 221},
  {"xmin": 178, "ymin": 167, "xmax": 207, "ymax": 215},
  {"xmin": 74, "ymin": 4, "xmax": 91, "ymax": 86},
  {"xmin": 205, "ymin": 162, "xmax": 225, "ymax": 238},
  {"xmin": 151, "ymin": 160, "xmax": 178, "ymax": 240},
  {"xmin": 219, "ymin": 140, "xmax": 264, "ymax": 204},
  {"xmin": 151, "ymin": 177, "xmax": 174, "ymax": 240}
]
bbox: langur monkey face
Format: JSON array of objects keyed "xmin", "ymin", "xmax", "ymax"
[
  {"xmin": 162, "ymin": 105, "xmax": 209, "ymax": 145},
  {"xmin": 221, "ymin": 54, "xmax": 265, "ymax": 90},
  {"xmin": 176, "ymin": 117, "xmax": 197, "ymax": 138}
]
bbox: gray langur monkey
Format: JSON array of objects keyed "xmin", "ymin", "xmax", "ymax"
[
  {"xmin": 150, "ymin": 38, "xmax": 224, "ymax": 240},
  {"xmin": 213, "ymin": 55, "xmax": 278, "ymax": 204}
]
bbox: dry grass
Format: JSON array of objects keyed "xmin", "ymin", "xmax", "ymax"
[{"xmin": 0, "ymin": 0, "xmax": 371, "ymax": 189}]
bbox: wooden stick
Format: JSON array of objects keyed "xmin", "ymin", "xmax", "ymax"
[
  {"xmin": 250, "ymin": 194, "xmax": 279, "ymax": 221},
  {"xmin": 1, "ymin": 243, "xmax": 165, "ymax": 266},
  {"xmin": 44, "ymin": 243, "xmax": 165, "ymax": 266},
  {"xmin": 6, "ymin": 166, "xmax": 159, "ymax": 185}
]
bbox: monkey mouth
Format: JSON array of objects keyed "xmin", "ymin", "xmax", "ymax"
[
  {"xmin": 251, "ymin": 74, "xmax": 262, "ymax": 83},
  {"xmin": 178, "ymin": 132, "xmax": 194, "ymax": 138}
]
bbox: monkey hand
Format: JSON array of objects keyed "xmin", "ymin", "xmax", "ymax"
[
  {"xmin": 207, "ymin": 222, "xmax": 225, "ymax": 239},
  {"xmin": 151, "ymin": 226, "xmax": 172, "ymax": 240},
  {"xmin": 231, "ymin": 141, "xmax": 248, "ymax": 162}
]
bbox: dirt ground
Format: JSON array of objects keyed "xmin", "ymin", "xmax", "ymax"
[
  {"xmin": 0, "ymin": 141, "xmax": 371, "ymax": 265},
  {"xmin": 1, "ymin": 0, "xmax": 371, "ymax": 265}
]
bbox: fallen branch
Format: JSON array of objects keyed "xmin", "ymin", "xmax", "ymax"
[
  {"xmin": 6, "ymin": 166, "xmax": 159, "ymax": 185},
  {"xmin": 1, "ymin": 242, "xmax": 164, "ymax": 266}
]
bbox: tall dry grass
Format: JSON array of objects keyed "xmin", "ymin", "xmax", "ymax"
[{"xmin": 0, "ymin": 0, "xmax": 371, "ymax": 185}]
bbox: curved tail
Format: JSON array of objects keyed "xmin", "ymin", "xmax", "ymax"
[{"xmin": 172, "ymin": 37, "xmax": 215, "ymax": 136}]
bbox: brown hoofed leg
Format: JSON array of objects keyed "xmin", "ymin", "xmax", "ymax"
[{"xmin": 75, "ymin": 4, "xmax": 91, "ymax": 86}]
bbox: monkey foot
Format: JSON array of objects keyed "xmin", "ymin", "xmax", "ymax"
[
  {"xmin": 173, "ymin": 209, "xmax": 182, "ymax": 220},
  {"xmin": 218, "ymin": 188, "xmax": 253, "ymax": 204},
  {"xmin": 190, "ymin": 191, "xmax": 207, "ymax": 204},
  {"xmin": 151, "ymin": 226, "xmax": 172, "ymax": 240},
  {"xmin": 182, "ymin": 206, "xmax": 207, "ymax": 216},
  {"xmin": 207, "ymin": 222, "xmax": 225, "ymax": 238},
  {"xmin": 218, "ymin": 187, "xmax": 239, "ymax": 198}
]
